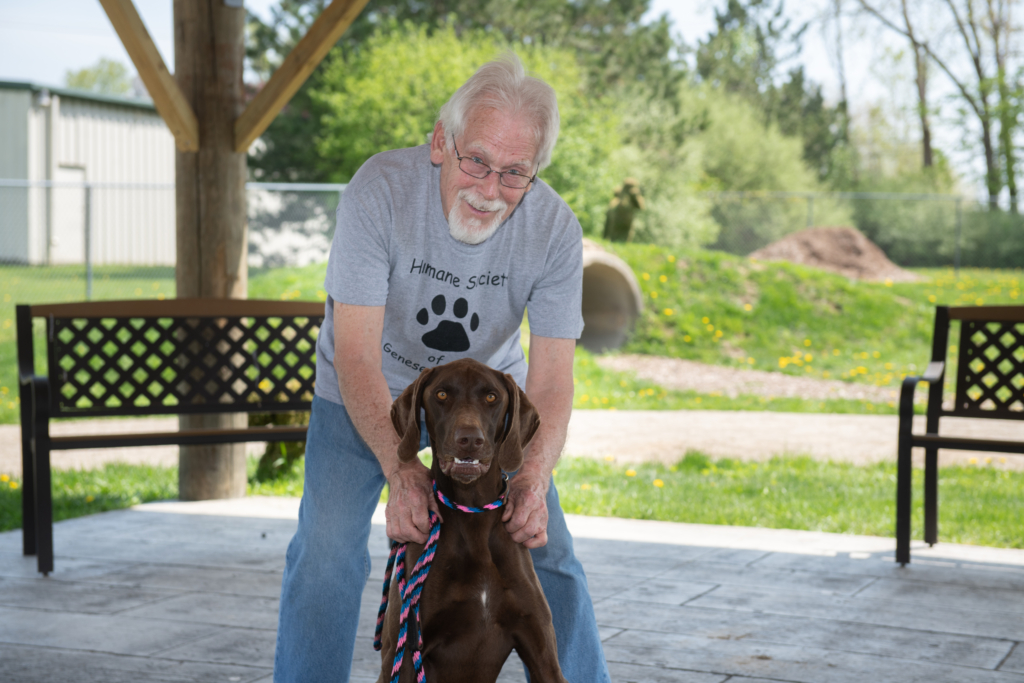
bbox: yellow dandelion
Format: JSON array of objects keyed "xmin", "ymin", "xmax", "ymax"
[
  {"xmin": 747, "ymin": 357, "xmax": 755, "ymax": 364},
  {"xmin": 0, "ymin": 387, "xmax": 7, "ymax": 395},
  {"xmin": 976, "ymin": 298, "xmax": 984, "ymax": 305},
  {"xmin": 744, "ymin": 303, "xmax": 752, "ymax": 311},
  {"xmin": 0, "ymin": 474, "xmax": 8, "ymax": 482},
  {"xmin": 706, "ymin": 324, "xmax": 714, "ymax": 331},
  {"xmin": 10, "ymin": 481, "xmax": 18, "ymax": 490},
  {"xmin": 552, "ymin": 469, "xmax": 557, "ymax": 475},
  {"xmin": 642, "ymin": 273, "xmax": 650, "ymax": 280},
  {"xmin": 619, "ymin": 380, "xmax": 628, "ymax": 387},
  {"xmin": 928, "ymin": 295, "xmax": 937, "ymax": 303},
  {"xmin": 650, "ymin": 291, "xmax": 658, "ymax": 299},
  {"xmin": 605, "ymin": 456, "xmax": 615, "ymax": 462},
  {"xmin": 86, "ymin": 495, "xmax": 95, "ymax": 503},
  {"xmin": 885, "ymin": 278, "xmax": 893, "ymax": 287},
  {"xmin": 134, "ymin": 288, "xmax": 142, "ymax": 296},
  {"xmin": 1000, "ymin": 457, "xmax": 1008, "ymax": 464},
  {"xmin": 833, "ymin": 349, "xmax": 840, "ymax": 355},
  {"xmin": 683, "ymin": 335, "xmax": 692, "ymax": 342},
  {"xmin": 663, "ymin": 308, "xmax": 674, "ymax": 316},
  {"xmin": 694, "ymin": 397, "xmax": 702, "ymax": 403},
  {"xmin": 659, "ymin": 275, "xmax": 668, "ymax": 283},
  {"xmin": 580, "ymin": 394, "xmax": 589, "ymax": 402},
  {"xmin": 969, "ymin": 457, "xmax": 978, "ymax": 465},
  {"xmin": 805, "ymin": 354, "xmax": 813, "ymax": 362},
  {"xmin": 580, "ymin": 483, "xmax": 591, "ymax": 490},
  {"xmin": 872, "ymin": 351, "xmax": 881, "ymax": 358},
  {"xmin": 667, "ymin": 255, "xmax": 676, "ymax": 263},
  {"xmin": 701, "ymin": 316, "xmax": 710, "ymax": 324},
  {"xmin": 804, "ymin": 339, "xmax": 812, "ymax": 346},
  {"xmin": 653, "ymin": 479, "xmax": 664, "ymax": 488},
  {"xmin": 151, "ymin": 282, "xmax": 160, "ymax": 290},
  {"xmin": 625, "ymin": 469, "xmax": 636, "ymax": 477},
  {"xmin": 157, "ymin": 293, "xmax": 165, "ymax": 300}
]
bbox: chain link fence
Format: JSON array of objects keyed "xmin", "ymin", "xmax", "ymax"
[{"xmin": 0, "ymin": 180, "xmax": 344, "ymax": 307}]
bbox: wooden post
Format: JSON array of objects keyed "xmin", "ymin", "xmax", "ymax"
[{"xmin": 174, "ymin": 0, "xmax": 248, "ymax": 500}]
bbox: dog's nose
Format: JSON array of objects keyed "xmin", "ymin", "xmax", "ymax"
[{"xmin": 455, "ymin": 426, "xmax": 485, "ymax": 451}]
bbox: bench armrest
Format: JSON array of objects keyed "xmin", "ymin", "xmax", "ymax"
[
  {"xmin": 898, "ymin": 361, "xmax": 945, "ymax": 427},
  {"xmin": 922, "ymin": 361, "xmax": 945, "ymax": 384}
]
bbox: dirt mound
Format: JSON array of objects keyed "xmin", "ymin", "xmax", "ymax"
[{"xmin": 749, "ymin": 226, "xmax": 917, "ymax": 282}]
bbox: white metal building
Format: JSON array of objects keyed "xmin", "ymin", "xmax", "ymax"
[{"xmin": 0, "ymin": 81, "xmax": 175, "ymax": 265}]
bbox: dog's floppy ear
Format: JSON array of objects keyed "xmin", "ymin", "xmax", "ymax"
[
  {"xmin": 390, "ymin": 367, "xmax": 434, "ymax": 462},
  {"xmin": 497, "ymin": 372, "xmax": 540, "ymax": 473}
]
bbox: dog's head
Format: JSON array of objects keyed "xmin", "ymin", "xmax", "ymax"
[{"xmin": 390, "ymin": 359, "xmax": 540, "ymax": 484}]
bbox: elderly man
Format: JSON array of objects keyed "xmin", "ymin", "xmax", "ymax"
[{"xmin": 274, "ymin": 54, "xmax": 610, "ymax": 682}]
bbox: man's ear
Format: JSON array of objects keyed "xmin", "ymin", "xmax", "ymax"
[
  {"xmin": 497, "ymin": 373, "xmax": 540, "ymax": 473},
  {"xmin": 429, "ymin": 121, "xmax": 447, "ymax": 165},
  {"xmin": 390, "ymin": 368, "xmax": 434, "ymax": 462}
]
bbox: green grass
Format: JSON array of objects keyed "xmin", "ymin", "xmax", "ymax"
[
  {"xmin": 603, "ymin": 242, "xmax": 1021, "ymax": 390},
  {"xmin": 2, "ymin": 256, "xmax": 1022, "ymax": 423},
  {"xmin": 570, "ymin": 347, "xmax": 905, "ymax": 414},
  {"xmin": 552, "ymin": 452, "xmax": 1024, "ymax": 548},
  {"xmin": 4, "ymin": 455, "xmax": 1020, "ymax": 550},
  {"xmin": 0, "ymin": 464, "xmax": 177, "ymax": 533}
]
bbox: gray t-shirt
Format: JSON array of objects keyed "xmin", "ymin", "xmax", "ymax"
[{"xmin": 316, "ymin": 144, "xmax": 584, "ymax": 406}]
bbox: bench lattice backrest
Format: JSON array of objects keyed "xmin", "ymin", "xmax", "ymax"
[
  {"xmin": 948, "ymin": 306, "xmax": 1024, "ymax": 420},
  {"xmin": 28, "ymin": 300, "xmax": 324, "ymax": 418}
]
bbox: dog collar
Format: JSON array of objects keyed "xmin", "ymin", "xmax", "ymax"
[{"xmin": 433, "ymin": 472, "xmax": 509, "ymax": 513}]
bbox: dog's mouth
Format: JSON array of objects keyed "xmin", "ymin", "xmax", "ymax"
[{"xmin": 440, "ymin": 455, "xmax": 491, "ymax": 483}]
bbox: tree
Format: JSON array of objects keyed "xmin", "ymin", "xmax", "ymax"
[
  {"xmin": 244, "ymin": 0, "xmax": 685, "ymax": 181},
  {"xmin": 857, "ymin": 0, "xmax": 1019, "ymax": 209},
  {"xmin": 310, "ymin": 22, "xmax": 622, "ymax": 234},
  {"xmin": 696, "ymin": 0, "xmax": 851, "ymax": 188},
  {"xmin": 64, "ymin": 58, "xmax": 134, "ymax": 96}
]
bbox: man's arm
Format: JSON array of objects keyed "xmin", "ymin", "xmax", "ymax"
[
  {"xmin": 501, "ymin": 334, "xmax": 576, "ymax": 549},
  {"xmin": 334, "ymin": 301, "xmax": 440, "ymax": 544}
]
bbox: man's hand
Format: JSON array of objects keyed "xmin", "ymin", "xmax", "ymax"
[
  {"xmin": 385, "ymin": 459, "xmax": 442, "ymax": 545},
  {"xmin": 501, "ymin": 472, "xmax": 550, "ymax": 549}
]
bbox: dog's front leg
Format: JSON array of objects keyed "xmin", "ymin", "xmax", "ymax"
[{"xmin": 511, "ymin": 619, "xmax": 569, "ymax": 683}]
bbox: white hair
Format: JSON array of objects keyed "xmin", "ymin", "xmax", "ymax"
[{"xmin": 438, "ymin": 52, "xmax": 560, "ymax": 172}]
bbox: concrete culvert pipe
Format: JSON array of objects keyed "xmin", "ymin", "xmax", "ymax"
[{"xmin": 579, "ymin": 240, "xmax": 643, "ymax": 353}]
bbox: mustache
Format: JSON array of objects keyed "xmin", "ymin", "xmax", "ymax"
[{"xmin": 458, "ymin": 189, "xmax": 507, "ymax": 214}]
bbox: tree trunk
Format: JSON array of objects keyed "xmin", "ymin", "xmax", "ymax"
[
  {"xmin": 174, "ymin": 0, "xmax": 249, "ymax": 500},
  {"xmin": 982, "ymin": 115, "xmax": 1001, "ymax": 210},
  {"xmin": 998, "ymin": 71, "xmax": 1018, "ymax": 213},
  {"xmin": 913, "ymin": 45, "xmax": 933, "ymax": 168}
]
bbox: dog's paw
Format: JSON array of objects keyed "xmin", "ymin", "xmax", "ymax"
[{"xmin": 416, "ymin": 295, "xmax": 479, "ymax": 352}]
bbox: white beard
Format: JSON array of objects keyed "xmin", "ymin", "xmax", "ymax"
[{"xmin": 448, "ymin": 189, "xmax": 508, "ymax": 245}]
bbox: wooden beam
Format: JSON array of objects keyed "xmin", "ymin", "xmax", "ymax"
[
  {"xmin": 233, "ymin": 0, "xmax": 369, "ymax": 153},
  {"xmin": 98, "ymin": 0, "xmax": 199, "ymax": 152}
]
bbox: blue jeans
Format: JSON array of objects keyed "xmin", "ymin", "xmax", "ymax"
[{"xmin": 274, "ymin": 396, "xmax": 610, "ymax": 683}]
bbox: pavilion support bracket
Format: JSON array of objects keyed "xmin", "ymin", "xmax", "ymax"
[
  {"xmin": 233, "ymin": 0, "xmax": 370, "ymax": 153},
  {"xmin": 98, "ymin": 0, "xmax": 200, "ymax": 152}
]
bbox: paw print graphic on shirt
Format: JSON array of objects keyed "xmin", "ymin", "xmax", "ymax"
[{"xmin": 417, "ymin": 295, "xmax": 480, "ymax": 352}]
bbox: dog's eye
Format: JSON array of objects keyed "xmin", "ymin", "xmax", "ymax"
[
  {"xmin": 485, "ymin": 393, "xmax": 497, "ymax": 403},
  {"xmin": 436, "ymin": 391, "xmax": 447, "ymax": 400}
]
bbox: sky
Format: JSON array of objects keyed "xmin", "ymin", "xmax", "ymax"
[
  {"xmin": 0, "ymin": 0, "xmax": 859, "ymax": 97},
  {"xmin": 0, "ymin": 1, "xmax": 957, "ymax": 185}
]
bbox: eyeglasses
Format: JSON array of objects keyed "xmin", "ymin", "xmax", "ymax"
[{"xmin": 452, "ymin": 137, "xmax": 535, "ymax": 190}]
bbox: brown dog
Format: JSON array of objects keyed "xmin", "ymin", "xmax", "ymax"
[{"xmin": 376, "ymin": 358, "xmax": 568, "ymax": 683}]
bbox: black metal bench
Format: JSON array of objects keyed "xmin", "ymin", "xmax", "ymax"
[
  {"xmin": 16, "ymin": 298, "xmax": 324, "ymax": 575},
  {"xmin": 896, "ymin": 304, "xmax": 1024, "ymax": 564}
]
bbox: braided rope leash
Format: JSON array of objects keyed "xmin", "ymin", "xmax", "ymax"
[{"xmin": 373, "ymin": 474, "xmax": 509, "ymax": 683}]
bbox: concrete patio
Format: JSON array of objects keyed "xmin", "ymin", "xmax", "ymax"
[{"xmin": 2, "ymin": 497, "xmax": 1023, "ymax": 682}]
